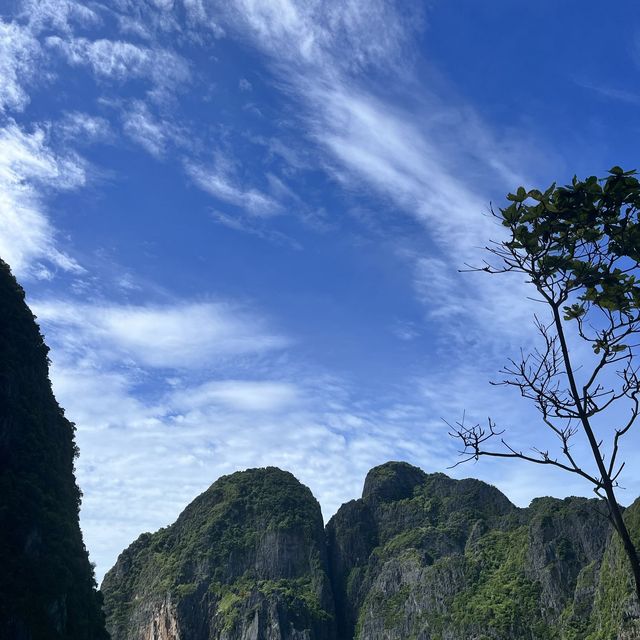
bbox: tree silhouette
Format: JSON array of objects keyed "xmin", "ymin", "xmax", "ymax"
[{"xmin": 449, "ymin": 167, "xmax": 640, "ymax": 603}]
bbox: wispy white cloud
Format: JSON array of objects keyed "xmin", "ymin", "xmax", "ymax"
[
  {"xmin": 575, "ymin": 77, "xmax": 640, "ymax": 106},
  {"xmin": 170, "ymin": 379, "xmax": 300, "ymax": 412},
  {"xmin": 215, "ymin": 2, "xmax": 546, "ymax": 360},
  {"xmin": 33, "ymin": 299, "xmax": 289, "ymax": 368},
  {"xmin": 250, "ymin": 134, "xmax": 313, "ymax": 173},
  {"xmin": 209, "ymin": 210, "xmax": 303, "ymax": 249},
  {"xmin": 190, "ymin": 1, "xmax": 529, "ymax": 313},
  {"xmin": 413, "ymin": 256, "xmax": 467, "ymax": 319},
  {"xmin": 186, "ymin": 157, "xmax": 282, "ymax": 216},
  {"xmin": 218, "ymin": 0, "xmax": 421, "ymax": 73},
  {"xmin": 0, "ymin": 3, "xmax": 195, "ymax": 290},
  {"xmin": 57, "ymin": 111, "xmax": 112, "ymax": 142},
  {"xmin": 21, "ymin": 0, "xmax": 101, "ymax": 34},
  {"xmin": 307, "ymin": 85, "xmax": 495, "ymax": 253},
  {"xmin": 0, "ymin": 11, "xmax": 93, "ymax": 280},
  {"xmin": 391, "ymin": 319, "xmax": 420, "ymax": 341},
  {"xmin": 182, "ymin": 1, "xmax": 225, "ymax": 36},
  {"xmin": 0, "ymin": 21, "xmax": 41, "ymax": 113},
  {"xmin": 45, "ymin": 35, "xmax": 190, "ymax": 100},
  {"xmin": 121, "ymin": 100, "xmax": 168, "ymax": 158},
  {"xmin": 0, "ymin": 123, "xmax": 85, "ymax": 278}
]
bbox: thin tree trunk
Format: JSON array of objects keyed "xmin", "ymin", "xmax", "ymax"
[
  {"xmin": 606, "ymin": 491, "xmax": 640, "ymax": 603},
  {"xmin": 551, "ymin": 303, "xmax": 640, "ymax": 604}
]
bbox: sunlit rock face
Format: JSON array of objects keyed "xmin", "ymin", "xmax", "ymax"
[
  {"xmin": 589, "ymin": 498, "xmax": 640, "ymax": 640},
  {"xmin": 328, "ymin": 461, "xmax": 638, "ymax": 640},
  {"xmin": 0, "ymin": 258, "xmax": 108, "ymax": 640},
  {"xmin": 101, "ymin": 467, "xmax": 336, "ymax": 640},
  {"xmin": 103, "ymin": 460, "xmax": 640, "ymax": 640}
]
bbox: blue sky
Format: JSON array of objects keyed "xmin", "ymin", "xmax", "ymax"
[{"xmin": 3, "ymin": 0, "xmax": 640, "ymax": 583}]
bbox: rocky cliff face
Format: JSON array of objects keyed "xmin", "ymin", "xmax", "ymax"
[
  {"xmin": 102, "ymin": 467, "xmax": 336, "ymax": 640},
  {"xmin": 588, "ymin": 499, "xmax": 640, "ymax": 640},
  {"xmin": 0, "ymin": 259, "xmax": 107, "ymax": 640},
  {"xmin": 327, "ymin": 463, "xmax": 521, "ymax": 639},
  {"xmin": 327, "ymin": 461, "xmax": 639, "ymax": 640},
  {"xmin": 104, "ymin": 460, "xmax": 640, "ymax": 640}
]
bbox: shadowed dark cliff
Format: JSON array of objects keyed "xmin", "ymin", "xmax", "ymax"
[
  {"xmin": 0, "ymin": 259, "xmax": 107, "ymax": 640},
  {"xmin": 3, "ymin": 255, "xmax": 639, "ymax": 640}
]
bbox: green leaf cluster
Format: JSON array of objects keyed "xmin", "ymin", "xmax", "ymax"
[{"xmin": 500, "ymin": 168, "xmax": 640, "ymax": 317}]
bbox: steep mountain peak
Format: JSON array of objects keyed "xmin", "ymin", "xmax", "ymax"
[
  {"xmin": 0, "ymin": 258, "xmax": 107, "ymax": 639},
  {"xmin": 102, "ymin": 465, "xmax": 336, "ymax": 640},
  {"xmin": 174, "ymin": 465, "xmax": 318, "ymax": 535},
  {"xmin": 362, "ymin": 461, "xmax": 428, "ymax": 503}
]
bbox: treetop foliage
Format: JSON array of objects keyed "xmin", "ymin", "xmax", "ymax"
[
  {"xmin": 495, "ymin": 167, "xmax": 640, "ymax": 323},
  {"xmin": 451, "ymin": 167, "xmax": 640, "ymax": 607}
]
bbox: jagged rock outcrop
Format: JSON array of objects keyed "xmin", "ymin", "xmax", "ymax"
[
  {"xmin": 327, "ymin": 461, "xmax": 639, "ymax": 640},
  {"xmin": 327, "ymin": 463, "xmax": 525, "ymax": 639},
  {"xmin": 0, "ymin": 258, "xmax": 108, "ymax": 640},
  {"xmin": 3, "ymin": 255, "xmax": 639, "ymax": 640},
  {"xmin": 588, "ymin": 499, "xmax": 640, "ymax": 640},
  {"xmin": 102, "ymin": 467, "xmax": 336, "ymax": 640},
  {"xmin": 103, "ymin": 460, "xmax": 640, "ymax": 640}
]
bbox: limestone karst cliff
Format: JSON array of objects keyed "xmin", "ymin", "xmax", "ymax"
[
  {"xmin": 3, "ymin": 253, "xmax": 637, "ymax": 640},
  {"xmin": 0, "ymin": 258, "xmax": 108, "ymax": 640},
  {"xmin": 104, "ymin": 462, "xmax": 640, "ymax": 640},
  {"xmin": 327, "ymin": 462, "xmax": 640, "ymax": 640},
  {"xmin": 0, "ymin": 251, "xmax": 640, "ymax": 640},
  {"xmin": 102, "ymin": 467, "xmax": 335, "ymax": 640}
]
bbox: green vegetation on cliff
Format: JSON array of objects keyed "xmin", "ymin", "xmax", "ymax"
[
  {"xmin": 102, "ymin": 466, "xmax": 335, "ymax": 640},
  {"xmin": 450, "ymin": 527, "xmax": 546, "ymax": 638},
  {"xmin": 0, "ymin": 259, "xmax": 107, "ymax": 639},
  {"xmin": 587, "ymin": 499, "xmax": 640, "ymax": 640},
  {"xmin": 328, "ymin": 461, "xmax": 628, "ymax": 640},
  {"xmin": 102, "ymin": 460, "xmax": 640, "ymax": 640}
]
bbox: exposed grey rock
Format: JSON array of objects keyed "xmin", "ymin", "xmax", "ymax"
[
  {"xmin": 102, "ymin": 467, "xmax": 335, "ymax": 640},
  {"xmin": 327, "ymin": 462, "xmax": 637, "ymax": 640},
  {"xmin": 104, "ymin": 460, "xmax": 640, "ymax": 640}
]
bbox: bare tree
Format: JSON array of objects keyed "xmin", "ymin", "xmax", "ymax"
[{"xmin": 448, "ymin": 167, "xmax": 640, "ymax": 603}]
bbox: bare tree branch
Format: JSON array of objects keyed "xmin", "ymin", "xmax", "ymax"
[{"xmin": 447, "ymin": 168, "xmax": 640, "ymax": 602}]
